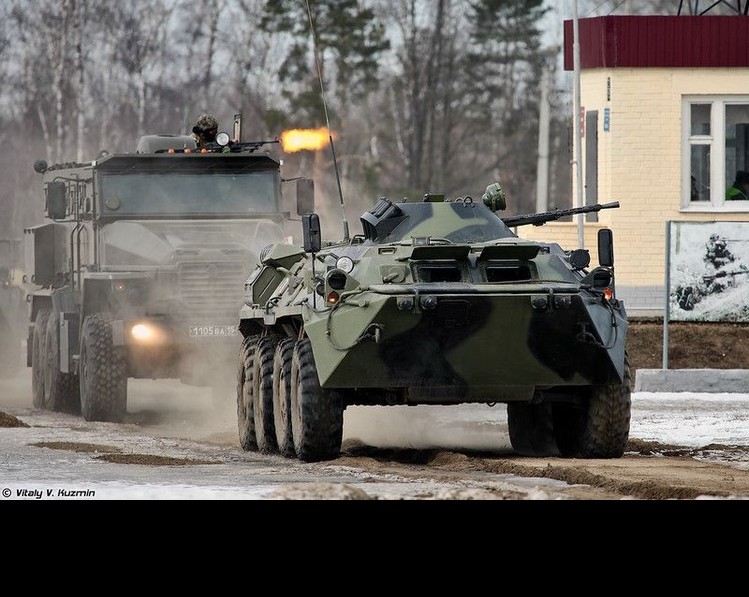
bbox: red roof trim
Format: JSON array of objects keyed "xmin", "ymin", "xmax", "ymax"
[{"xmin": 564, "ymin": 16, "xmax": 749, "ymax": 69}]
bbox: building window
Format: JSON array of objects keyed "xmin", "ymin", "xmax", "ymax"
[{"xmin": 684, "ymin": 97, "xmax": 749, "ymax": 209}]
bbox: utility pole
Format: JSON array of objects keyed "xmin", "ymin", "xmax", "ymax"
[
  {"xmin": 536, "ymin": 62, "xmax": 551, "ymax": 212},
  {"xmin": 572, "ymin": 0, "xmax": 584, "ymax": 248}
]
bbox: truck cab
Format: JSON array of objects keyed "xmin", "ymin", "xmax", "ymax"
[{"xmin": 26, "ymin": 122, "xmax": 314, "ymax": 421}]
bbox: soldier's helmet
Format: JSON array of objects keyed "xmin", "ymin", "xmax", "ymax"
[{"xmin": 196, "ymin": 113, "xmax": 218, "ymax": 131}]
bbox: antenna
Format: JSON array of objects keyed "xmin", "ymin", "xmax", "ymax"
[
  {"xmin": 304, "ymin": 0, "xmax": 350, "ymax": 242},
  {"xmin": 233, "ymin": 113, "xmax": 242, "ymax": 142}
]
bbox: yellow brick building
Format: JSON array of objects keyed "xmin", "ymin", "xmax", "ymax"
[{"xmin": 520, "ymin": 15, "xmax": 749, "ymax": 316}]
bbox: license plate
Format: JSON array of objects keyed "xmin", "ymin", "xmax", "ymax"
[{"xmin": 188, "ymin": 324, "xmax": 239, "ymax": 338}]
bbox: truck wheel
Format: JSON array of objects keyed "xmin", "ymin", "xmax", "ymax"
[
  {"xmin": 252, "ymin": 335, "xmax": 280, "ymax": 454},
  {"xmin": 31, "ymin": 308, "xmax": 51, "ymax": 408},
  {"xmin": 44, "ymin": 311, "xmax": 80, "ymax": 414},
  {"xmin": 507, "ymin": 397, "xmax": 559, "ymax": 457},
  {"xmin": 553, "ymin": 353, "xmax": 632, "ymax": 458},
  {"xmin": 273, "ymin": 338, "xmax": 295, "ymax": 458},
  {"xmin": 79, "ymin": 313, "xmax": 127, "ymax": 422},
  {"xmin": 0, "ymin": 313, "xmax": 20, "ymax": 378},
  {"xmin": 237, "ymin": 336, "xmax": 257, "ymax": 451},
  {"xmin": 290, "ymin": 338, "xmax": 344, "ymax": 462}
]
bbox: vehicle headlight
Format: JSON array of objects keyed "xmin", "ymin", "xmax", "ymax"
[
  {"xmin": 131, "ymin": 323, "xmax": 155, "ymax": 341},
  {"xmin": 129, "ymin": 322, "xmax": 167, "ymax": 344},
  {"xmin": 336, "ymin": 256, "xmax": 354, "ymax": 273}
]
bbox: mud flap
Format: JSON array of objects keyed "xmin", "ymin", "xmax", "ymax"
[{"xmin": 60, "ymin": 311, "xmax": 79, "ymax": 374}]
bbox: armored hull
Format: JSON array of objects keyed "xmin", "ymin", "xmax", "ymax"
[{"xmin": 237, "ymin": 191, "xmax": 631, "ymax": 462}]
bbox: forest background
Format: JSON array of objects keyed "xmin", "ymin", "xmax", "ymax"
[{"xmin": 0, "ymin": 0, "xmax": 732, "ymax": 242}]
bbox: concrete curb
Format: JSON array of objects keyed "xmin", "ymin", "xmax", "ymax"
[{"xmin": 635, "ymin": 368, "xmax": 749, "ymax": 393}]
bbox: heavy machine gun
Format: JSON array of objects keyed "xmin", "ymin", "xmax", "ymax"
[{"xmin": 502, "ymin": 201, "xmax": 620, "ymax": 228}]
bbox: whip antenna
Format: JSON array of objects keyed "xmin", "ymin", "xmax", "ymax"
[{"xmin": 304, "ymin": 0, "xmax": 349, "ymax": 242}]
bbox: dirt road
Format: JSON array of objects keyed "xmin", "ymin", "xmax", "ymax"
[{"xmin": 1, "ymin": 367, "xmax": 748, "ymax": 500}]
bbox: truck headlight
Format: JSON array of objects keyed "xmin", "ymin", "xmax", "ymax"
[{"xmin": 129, "ymin": 322, "xmax": 166, "ymax": 344}]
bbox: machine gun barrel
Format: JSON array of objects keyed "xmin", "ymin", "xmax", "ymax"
[
  {"xmin": 502, "ymin": 201, "xmax": 620, "ymax": 228},
  {"xmin": 703, "ymin": 268, "xmax": 749, "ymax": 281}
]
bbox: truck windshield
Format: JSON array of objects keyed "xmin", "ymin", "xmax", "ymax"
[{"xmin": 99, "ymin": 170, "xmax": 279, "ymax": 216}]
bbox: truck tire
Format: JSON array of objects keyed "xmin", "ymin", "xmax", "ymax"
[
  {"xmin": 553, "ymin": 353, "xmax": 632, "ymax": 458},
  {"xmin": 290, "ymin": 338, "xmax": 344, "ymax": 462},
  {"xmin": 31, "ymin": 308, "xmax": 51, "ymax": 408},
  {"xmin": 273, "ymin": 338, "xmax": 295, "ymax": 458},
  {"xmin": 44, "ymin": 311, "xmax": 80, "ymax": 414},
  {"xmin": 252, "ymin": 335, "xmax": 280, "ymax": 454},
  {"xmin": 79, "ymin": 313, "xmax": 127, "ymax": 422},
  {"xmin": 237, "ymin": 335, "xmax": 257, "ymax": 451},
  {"xmin": 507, "ymin": 398, "xmax": 559, "ymax": 457}
]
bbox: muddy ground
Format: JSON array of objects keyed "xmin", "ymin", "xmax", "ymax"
[{"xmin": 1, "ymin": 320, "xmax": 748, "ymax": 500}]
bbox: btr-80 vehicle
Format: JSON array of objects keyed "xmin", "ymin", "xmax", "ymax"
[
  {"xmin": 27, "ymin": 117, "xmax": 313, "ymax": 421},
  {"xmin": 237, "ymin": 184, "xmax": 630, "ymax": 462}
]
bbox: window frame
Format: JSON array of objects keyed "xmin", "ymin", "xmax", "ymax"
[{"xmin": 682, "ymin": 96, "xmax": 749, "ymax": 212}]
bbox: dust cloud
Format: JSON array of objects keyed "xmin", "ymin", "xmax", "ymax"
[{"xmin": 343, "ymin": 404, "xmax": 511, "ymax": 453}]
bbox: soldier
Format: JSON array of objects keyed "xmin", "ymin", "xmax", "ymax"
[
  {"xmin": 705, "ymin": 233, "xmax": 734, "ymax": 269},
  {"xmin": 190, "ymin": 113, "xmax": 219, "ymax": 149}
]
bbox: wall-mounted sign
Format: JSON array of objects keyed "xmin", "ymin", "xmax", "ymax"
[
  {"xmin": 604, "ymin": 108, "xmax": 610, "ymax": 132},
  {"xmin": 668, "ymin": 221, "xmax": 749, "ymax": 322}
]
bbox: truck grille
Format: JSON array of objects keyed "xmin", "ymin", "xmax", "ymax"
[{"xmin": 179, "ymin": 261, "xmax": 246, "ymax": 316}]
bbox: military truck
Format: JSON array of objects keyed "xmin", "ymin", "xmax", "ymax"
[
  {"xmin": 236, "ymin": 184, "xmax": 630, "ymax": 462},
  {"xmin": 26, "ymin": 119, "xmax": 313, "ymax": 421},
  {"xmin": 0, "ymin": 239, "xmax": 25, "ymax": 378}
]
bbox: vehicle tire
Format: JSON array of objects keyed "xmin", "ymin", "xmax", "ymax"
[
  {"xmin": 44, "ymin": 311, "xmax": 80, "ymax": 414},
  {"xmin": 553, "ymin": 353, "xmax": 632, "ymax": 458},
  {"xmin": 252, "ymin": 335, "xmax": 280, "ymax": 453},
  {"xmin": 290, "ymin": 338, "xmax": 344, "ymax": 462},
  {"xmin": 0, "ymin": 313, "xmax": 20, "ymax": 379},
  {"xmin": 507, "ymin": 397, "xmax": 559, "ymax": 457},
  {"xmin": 237, "ymin": 335, "xmax": 257, "ymax": 451},
  {"xmin": 79, "ymin": 313, "xmax": 127, "ymax": 422},
  {"xmin": 273, "ymin": 338, "xmax": 296, "ymax": 458},
  {"xmin": 31, "ymin": 308, "xmax": 51, "ymax": 408}
]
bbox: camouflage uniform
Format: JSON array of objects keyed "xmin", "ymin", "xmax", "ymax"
[{"xmin": 190, "ymin": 113, "xmax": 219, "ymax": 149}]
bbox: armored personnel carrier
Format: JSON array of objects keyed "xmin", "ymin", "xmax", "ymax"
[
  {"xmin": 26, "ymin": 116, "xmax": 313, "ymax": 421},
  {"xmin": 237, "ymin": 183, "xmax": 630, "ymax": 462}
]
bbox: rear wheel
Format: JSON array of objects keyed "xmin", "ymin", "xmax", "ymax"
[
  {"xmin": 79, "ymin": 313, "xmax": 127, "ymax": 422},
  {"xmin": 553, "ymin": 354, "xmax": 632, "ymax": 458},
  {"xmin": 507, "ymin": 397, "xmax": 559, "ymax": 457},
  {"xmin": 237, "ymin": 336, "xmax": 257, "ymax": 451},
  {"xmin": 31, "ymin": 308, "xmax": 51, "ymax": 409},
  {"xmin": 290, "ymin": 338, "xmax": 344, "ymax": 462},
  {"xmin": 252, "ymin": 335, "xmax": 280, "ymax": 453},
  {"xmin": 273, "ymin": 338, "xmax": 296, "ymax": 458},
  {"xmin": 44, "ymin": 311, "xmax": 80, "ymax": 414}
]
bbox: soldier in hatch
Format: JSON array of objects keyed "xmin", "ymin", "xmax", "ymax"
[{"xmin": 190, "ymin": 113, "xmax": 219, "ymax": 149}]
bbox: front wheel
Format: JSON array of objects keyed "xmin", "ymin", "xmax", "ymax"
[
  {"xmin": 290, "ymin": 338, "xmax": 344, "ymax": 462},
  {"xmin": 237, "ymin": 336, "xmax": 257, "ymax": 451},
  {"xmin": 79, "ymin": 313, "xmax": 127, "ymax": 422},
  {"xmin": 553, "ymin": 354, "xmax": 632, "ymax": 458},
  {"xmin": 507, "ymin": 398, "xmax": 559, "ymax": 457}
]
